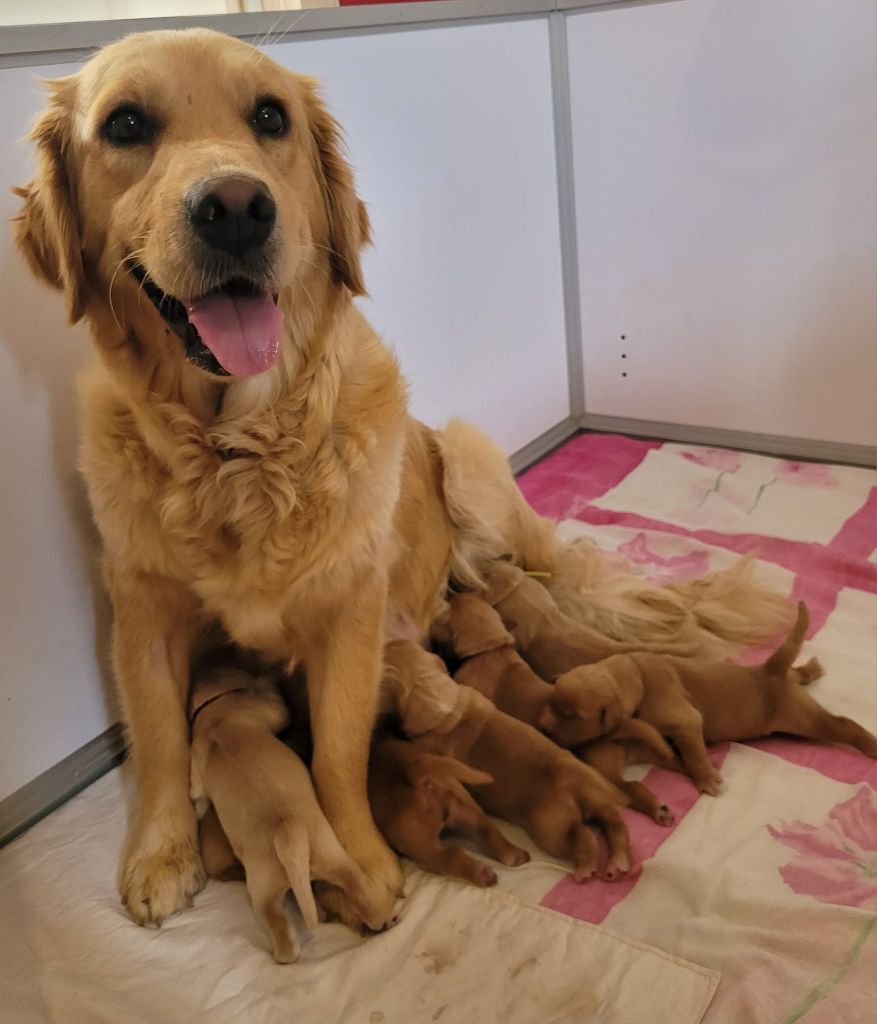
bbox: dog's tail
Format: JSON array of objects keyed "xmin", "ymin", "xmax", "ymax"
[
  {"xmin": 437, "ymin": 420, "xmax": 793, "ymax": 652},
  {"xmin": 274, "ymin": 823, "xmax": 319, "ymax": 932},
  {"xmin": 762, "ymin": 601, "xmax": 809, "ymax": 677},
  {"xmin": 437, "ymin": 419, "xmax": 562, "ymax": 589}
]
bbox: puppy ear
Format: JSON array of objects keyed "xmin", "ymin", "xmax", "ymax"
[
  {"xmin": 611, "ymin": 657, "xmax": 644, "ymax": 718},
  {"xmin": 303, "ymin": 79, "xmax": 371, "ymax": 296},
  {"xmin": 12, "ymin": 77, "xmax": 86, "ymax": 323},
  {"xmin": 447, "ymin": 594, "xmax": 514, "ymax": 659}
]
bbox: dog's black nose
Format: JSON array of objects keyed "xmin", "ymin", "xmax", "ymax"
[{"xmin": 189, "ymin": 176, "xmax": 276, "ymax": 256}]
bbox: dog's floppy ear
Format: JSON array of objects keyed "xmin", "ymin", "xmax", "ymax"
[
  {"xmin": 12, "ymin": 76, "xmax": 86, "ymax": 323},
  {"xmin": 609, "ymin": 657, "xmax": 644, "ymax": 718},
  {"xmin": 447, "ymin": 593, "xmax": 515, "ymax": 659},
  {"xmin": 302, "ymin": 79, "xmax": 371, "ymax": 296}
]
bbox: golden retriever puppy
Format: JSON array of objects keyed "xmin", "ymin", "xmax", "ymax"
[
  {"xmin": 443, "ymin": 593, "xmax": 675, "ymax": 824},
  {"xmin": 198, "ymin": 804, "xmax": 244, "ymax": 882},
  {"xmin": 190, "ymin": 663, "xmax": 392, "ymax": 960},
  {"xmin": 382, "ymin": 640, "xmax": 632, "ymax": 882},
  {"xmin": 480, "ymin": 562, "xmax": 696, "ymax": 678},
  {"xmin": 14, "ymin": 27, "xmax": 791, "ymax": 927},
  {"xmin": 546, "ymin": 602, "xmax": 877, "ymax": 794},
  {"xmin": 368, "ymin": 736, "xmax": 529, "ymax": 887}
]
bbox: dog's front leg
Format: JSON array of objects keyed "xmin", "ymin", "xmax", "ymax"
[
  {"xmin": 306, "ymin": 576, "xmax": 403, "ymax": 929},
  {"xmin": 111, "ymin": 570, "xmax": 206, "ymax": 925}
]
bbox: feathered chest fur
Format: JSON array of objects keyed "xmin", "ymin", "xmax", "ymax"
[{"xmin": 80, "ymin": 344, "xmax": 408, "ymax": 614}]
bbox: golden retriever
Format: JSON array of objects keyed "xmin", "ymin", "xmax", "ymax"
[{"xmin": 13, "ymin": 28, "xmax": 791, "ymax": 928}]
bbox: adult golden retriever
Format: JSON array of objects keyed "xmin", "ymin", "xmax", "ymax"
[{"xmin": 13, "ymin": 28, "xmax": 789, "ymax": 928}]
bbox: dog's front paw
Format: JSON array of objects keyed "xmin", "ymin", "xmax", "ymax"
[
  {"xmin": 321, "ymin": 836, "xmax": 403, "ymax": 934},
  {"xmin": 120, "ymin": 823, "xmax": 206, "ymax": 926}
]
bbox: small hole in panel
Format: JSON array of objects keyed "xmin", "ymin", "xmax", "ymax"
[
  {"xmin": 622, "ymin": 372, "xmax": 628, "ymax": 379},
  {"xmin": 620, "ymin": 334, "xmax": 626, "ymax": 341},
  {"xmin": 621, "ymin": 353, "xmax": 627, "ymax": 359}
]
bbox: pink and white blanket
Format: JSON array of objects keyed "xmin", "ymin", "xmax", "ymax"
[
  {"xmin": 0, "ymin": 434, "xmax": 873, "ymax": 1023},
  {"xmin": 518, "ymin": 434, "xmax": 877, "ymax": 1023}
]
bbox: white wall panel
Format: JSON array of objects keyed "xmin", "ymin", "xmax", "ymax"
[
  {"xmin": 0, "ymin": 64, "xmax": 115, "ymax": 801},
  {"xmin": 568, "ymin": 0, "xmax": 877, "ymax": 445},
  {"xmin": 267, "ymin": 20, "xmax": 568, "ymax": 453}
]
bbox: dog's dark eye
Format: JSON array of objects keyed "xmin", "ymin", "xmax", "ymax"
[
  {"xmin": 252, "ymin": 101, "xmax": 287, "ymax": 137},
  {"xmin": 103, "ymin": 107, "xmax": 153, "ymax": 146},
  {"xmin": 562, "ymin": 708, "xmax": 577, "ymax": 720},
  {"xmin": 599, "ymin": 707, "xmax": 607, "ymax": 726}
]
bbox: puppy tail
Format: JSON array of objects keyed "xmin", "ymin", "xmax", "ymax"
[
  {"xmin": 763, "ymin": 601, "xmax": 809, "ymax": 677},
  {"xmin": 275, "ymin": 824, "xmax": 319, "ymax": 933},
  {"xmin": 796, "ymin": 656, "xmax": 824, "ymax": 686}
]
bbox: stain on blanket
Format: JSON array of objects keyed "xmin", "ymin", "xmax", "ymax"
[
  {"xmin": 368, "ymin": 1013, "xmax": 385, "ymax": 1023},
  {"xmin": 499, "ymin": 959, "xmax": 601, "ymax": 1023},
  {"xmin": 509, "ymin": 956, "xmax": 537, "ymax": 980},
  {"xmin": 431, "ymin": 1005, "xmax": 448, "ymax": 1021},
  {"xmin": 419, "ymin": 946, "xmax": 460, "ymax": 975}
]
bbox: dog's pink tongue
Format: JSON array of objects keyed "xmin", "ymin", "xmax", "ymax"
[{"xmin": 186, "ymin": 292, "xmax": 282, "ymax": 376}]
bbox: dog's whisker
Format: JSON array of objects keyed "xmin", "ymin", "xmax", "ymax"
[{"xmin": 255, "ymin": 13, "xmax": 286, "ymax": 50}]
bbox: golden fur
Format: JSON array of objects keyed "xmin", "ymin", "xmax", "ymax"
[
  {"xmin": 444, "ymin": 593, "xmax": 676, "ymax": 825},
  {"xmin": 548, "ymin": 603, "xmax": 877, "ymax": 794},
  {"xmin": 368, "ymin": 737, "xmax": 529, "ymax": 887},
  {"xmin": 189, "ymin": 664, "xmax": 392, "ymax": 960},
  {"xmin": 13, "ymin": 28, "xmax": 792, "ymax": 928},
  {"xmin": 382, "ymin": 640, "xmax": 632, "ymax": 882}
]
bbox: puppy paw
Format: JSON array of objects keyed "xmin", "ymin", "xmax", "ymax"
[
  {"xmin": 499, "ymin": 846, "xmax": 530, "ymax": 868},
  {"xmin": 572, "ymin": 863, "xmax": 597, "ymax": 883},
  {"xmin": 271, "ymin": 937, "xmax": 302, "ymax": 964},
  {"xmin": 474, "ymin": 864, "xmax": 499, "ymax": 887},
  {"xmin": 697, "ymin": 773, "xmax": 723, "ymax": 797},
  {"xmin": 654, "ymin": 804, "xmax": 675, "ymax": 827},
  {"xmin": 120, "ymin": 825, "xmax": 206, "ymax": 926},
  {"xmin": 602, "ymin": 855, "xmax": 630, "ymax": 882}
]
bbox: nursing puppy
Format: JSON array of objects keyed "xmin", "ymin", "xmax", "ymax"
[
  {"xmin": 443, "ymin": 593, "xmax": 675, "ymax": 825},
  {"xmin": 382, "ymin": 640, "xmax": 632, "ymax": 882},
  {"xmin": 368, "ymin": 736, "xmax": 529, "ymax": 886},
  {"xmin": 189, "ymin": 663, "xmax": 391, "ymax": 961},
  {"xmin": 546, "ymin": 602, "xmax": 877, "ymax": 795},
  {"xmin": 481, "ymin": 563, "xmax": 696, "ymax": 679}
]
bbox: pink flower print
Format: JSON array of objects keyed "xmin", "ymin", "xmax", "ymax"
[
  {"xmin": 767, "ymin": 786, "xmax": 877, "ymax": 910},
  {"xmin": 775, "ymin": 460, "xmax": 839, "ymax": 488},
  {"xmin": 680, "ymin": 449, "xmax": 743, "ymax": 508},
  {"xmin": 617, "ymin": 534, "xmax": 710, "ymax": 582},
  {"xmin": 680, "ymin": 448, "xmax": 743, "ymax": 473}
]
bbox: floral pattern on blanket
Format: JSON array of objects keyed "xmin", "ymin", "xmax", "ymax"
[
  {"xmin": 518, "ymin": 434, "xmax": 877, "ymax": 1023},
  {"xmin": 768, "ymin": 786, "xmax": 877, "ymax": 911},
  {"xmin": 767, "ymin": 787, "xmax": 877, "ymax": 1023}
]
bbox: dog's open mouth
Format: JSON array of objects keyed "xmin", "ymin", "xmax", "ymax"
[{"xmin": 129, "ymin": 264, "xmax": 282, "ymax": 377}]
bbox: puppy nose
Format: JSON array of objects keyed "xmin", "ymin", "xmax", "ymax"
[{"xmin": 189, "ymin": 176, "xmax": 276, "ymax": 255}]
